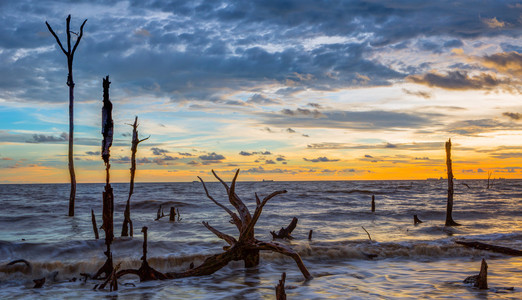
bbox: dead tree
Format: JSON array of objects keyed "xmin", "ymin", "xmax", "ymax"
[
  {"xmin": 93, "ymin": 76, "xmax": 114, "ymax": 280},
  {"xmin": 117, "ymin": 169, "xmax": 312, "ymax": 282},
  {"xmin": 271, "ymin": 217, "xmax": 298, "ymax": 239},
  {"xmin": 91, "ymin": 209, "xmax": 99, "ymax": 240},
  {"xmin": 121, "ymin": 116, "xmax": 149, "ymax": 237},
  {"xmin": 464, "ymin": 259, "xmax": 488, "ymax": 289},
  {"xmin": 46, "ymin": 15, "xmax": 87, "ymax": 217},
  {"xmin": 275, "ymin": 272, "xmax": 286, "ymax": 300},
  {"xmin": 413, "ymin": 214, "xmax": 423, "ymax": 225},
  {"xmin": 445, "ymin": 139, "xmax": 460, "ymax": 226}
]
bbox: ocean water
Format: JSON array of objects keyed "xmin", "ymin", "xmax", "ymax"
[{"xmin": 0, "ymin": 179, "xmax": 521, "ymax": 299}]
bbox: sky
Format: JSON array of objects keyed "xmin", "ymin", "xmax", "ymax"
[{"xmin": 1, "ymin": 0, "xmax": 522, "ymax": 183}]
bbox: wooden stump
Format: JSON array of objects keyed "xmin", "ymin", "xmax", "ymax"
[
  {"xmin": 413, "ymin": 214, "xmax": 423, "ymax": 225},
  {"xmin": 371, "ymin": 195, "xmax": 375, "ymax": 212},
  {"xmin": 464, "ymin": 258, "xmax": 488, "ymax": 289},
  {"xmin": 275, "ymin": 272, "xmax": 286, "ymax": 300}
]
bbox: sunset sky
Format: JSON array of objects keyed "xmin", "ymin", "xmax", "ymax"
[{"xmin": 1, "ymin": 0, "xmax": 522, "ymax": 183}]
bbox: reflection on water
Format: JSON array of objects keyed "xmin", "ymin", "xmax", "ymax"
[{"xmin": 0, "ymin": 180, "xmax": 521, "ymax": 298}]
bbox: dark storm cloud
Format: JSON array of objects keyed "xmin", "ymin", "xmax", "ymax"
[
  {"xmin": 3, "ymin": 1, "xmax": 520, "ymax": 104},
  {"xmin": 265, "ymin": 109, "xmax": 436, "ymax": 130}
]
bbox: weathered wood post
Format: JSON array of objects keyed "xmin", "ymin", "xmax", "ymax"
[
  {"xmin": 91, "ymin": 209, "xmax": 99, "ymax": 239},
  {"xmin": 45, "ymin": 15, "xmax": 87, "ymax": 217},
  {"xmin": 371, "ymin": 195, "xmax": 375, "ymax": 212},
  {"xmin": 445, "ymin": 139, "xmax": 460, "ymax": 226},
  {"xmin": 169, "ymin": 207, "xmax": 176, "ymax": 222}
]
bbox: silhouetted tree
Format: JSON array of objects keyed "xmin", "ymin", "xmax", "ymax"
[{"xmin": 46, "ymin": 15, "xmax": 87, "ymax": 217}]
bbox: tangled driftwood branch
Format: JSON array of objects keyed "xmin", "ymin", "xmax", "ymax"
[{"xmin": 117, "ymin": 169, "xmax": 312, "ymax": 283}]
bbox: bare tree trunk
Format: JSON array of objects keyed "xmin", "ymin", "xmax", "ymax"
[
  {"xmin": 445, "ymin": 139, "xmax": 460, "ymax": 226},
  {"xmin": 45, "ymin": 15, "xmax": 87, "ymax": 217},
  {"xmin": 122, "ymin": 117, "xmax": 148, "ymax": 237},
  {"xmin": 94, "ymin": 76, "xmax": 114, "ymax": 280}
]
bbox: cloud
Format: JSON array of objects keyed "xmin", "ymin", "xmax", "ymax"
[
  {"xmin": 239, "ymin": 150, "xmax": 271, "ymax": 156},
  {"xmin": 407, "ymin": 71, "xmax": 510, "ymax": 91},
  {"xmin": 276, "ymin": 156, "xmax": 286, "ymax": 161},
  {"xmin": 27, "ymin": 132, "xmax": 68, "ymax": 143},
  {"xmin": 178, "ymin": 152, "xmax": 193, "ymax": 156},
  {"xmin": 402, "ymin": 88, "xmax": 432, "ymax": 99},
  {"xmin": 265, "ymin": 159, "xmax": 276, "ymax": 164},
  {"xmin": 286, "ymin": 128, "xmax": 296, "ymax": 133},
  {"xmin": 264, "ymin": 109, "xmax": 436, "ymax": 130},
  {"xmin": 446, "ymin": 119, "xmax": 522, "ymax": 135},
  {"xmin": 281, "ymin": 108, "xmax": 324, "ymax": 118},
  {"xmin": 482, "ymin": 51, "xmax": 522, "ymax": 76},
  {"xmin": 85, "ymin": 151, "xmax": 100, "ymax": 156},
  {"xmin": 199, "ymin": 152, "xmax": 225, "ymax": 161},
  {"xmin": 307, "ymin": 141, "xmax": 446, "ymax": 151},
  {"xmin": 247, "ymin": 94, "xmax": 280, "ymax": 105},
  {"xmin": 364, "ymin": 154, "xmax": 373, "ymax": 158},
  {"xmin": 483, "ymin": 17, "xmax": 505, "ymax": 28},
  {"xmin": 303, "ymin": 156, "xmax": 340, "ymax": 163},
  {"xmin": 415, "ymin": 157, "xmax": 430, "ymax": 160},
  {"xmin": 503, "ymin": 112, "xmax": 522, "ymax": 120},
  {"xmin": 151, "ymin": 147, "xmax": 169, "ymax": 155}
]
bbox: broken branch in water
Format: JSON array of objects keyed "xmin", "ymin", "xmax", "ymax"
[
  {"xmin": 361, "ymin": 226, "xmax": 372, "ymax": 241},
  {"xmin": 455, "ymin": 241, "xmax": 522, "ymax": 256},
  {"xmin": 271, "ymin": 217, "xmax": 298, "ymax": 240}
]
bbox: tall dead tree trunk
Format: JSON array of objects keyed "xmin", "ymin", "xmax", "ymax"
[
  {"xmin": 94, "ymin": 76, "xmax": 114, "ymax": 280},
  {"xmin": 46, "ymin": 15, "xmax": 87, "ymax": 217},
  {"xmin": 445, "ymin": 139, "xmax": 460, "ymax": 226},
  {"xmin": 121, "ymin": 116, "xmax": 149, "ymax": 237}
]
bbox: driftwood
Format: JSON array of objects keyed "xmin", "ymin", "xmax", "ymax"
[
  {"xmin": 116, "ymin": 227, "xmax": 168, "ymax": 282},
  {"xmin": 276, "ymin": 272, "xmax": 286, "ymax": 300},
  {"xmin": 33, "ymin": 277, "xmax": 45, "ymax": 288},
  {"xmin": 117, "ymin": 169, "xmax": 312, "ymax": 282},
  {"xmin": 413, "ymin": 214, "xmax": 423, "ymax": 225},
  {"xmin": 271, "ymin": 217, "xmax": 298, "ymax": 240},
  {"xmin": 121, "ymin": 116, "xmax": 149, "ymax": 237},
  {"xmin": 445, "ymin": 139, "xmax": 460, "ymax": 226},
  {"xmin": 456, "ymin": 241, "xmax": 522, "ymax": 256},
  {"xmin": 93, "ymin": 76, "xmax": 114, "ymax": 280},
  {"xmin": 371, "ymin": 195, "xmax": 375, "ymax": 212},
  {"xmin": 308, "ymin": 230, "xmax": 313, "ymax": 241},
  {"xmin": 46, "ymin": 15, "xmax": 87, "ymax": 217},
  {"xmin": 463, "ymin": 259, "xmax": 488, "ymax": 289},
  {"xmin": 361, "ymin": 226, "xmax": 372, "ymax": 241},
  {"xmin": 91, "ymin": 209, "xmax": 99, "ymax": 240}
]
